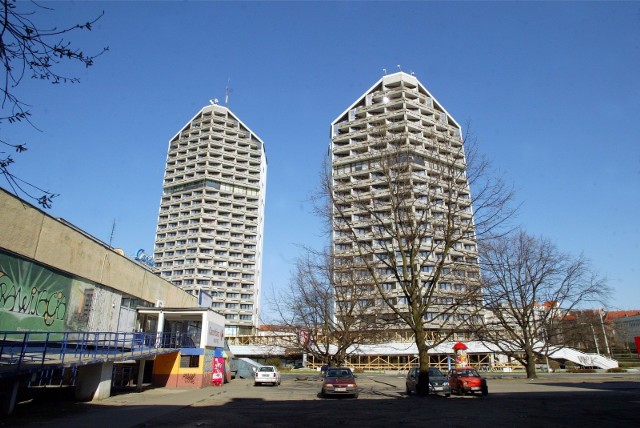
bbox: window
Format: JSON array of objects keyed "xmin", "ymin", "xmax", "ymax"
[{"xmin": 180, "ymin": 355, "xmax": 200, "ymax": 368}]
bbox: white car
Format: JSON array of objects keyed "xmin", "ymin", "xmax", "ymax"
[{"xmin": 254, "ymin": 365, "xmax": 281, "ymax": 386}]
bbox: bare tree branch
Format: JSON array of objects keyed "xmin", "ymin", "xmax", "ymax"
[
  {"xmin": 477, "ymin": 229, "xmax": 610, "ymax": 378},
  {"xmin": 319, "ymin": 78, "xmax": 517, "ymax": 395},
  {"xmin": 270, "ymin": 245, "xmax": 385, "ymax": 366},
  {"xmin": 0, "ymin": 0, "xmax": 107, "ymax": 207}
]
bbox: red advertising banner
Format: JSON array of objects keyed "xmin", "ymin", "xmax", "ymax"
[
  {"xmin": 212, "ymin": 357, "xmax": 224, "ymax": 386},
  {"xmin": 634, "ymin": 337, "xmax": 640, "ymax": 358}
]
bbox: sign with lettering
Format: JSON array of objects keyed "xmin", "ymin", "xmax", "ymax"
[{"xmin": 206, "ymin": 319, "xmax": 225, "ymax": 348}]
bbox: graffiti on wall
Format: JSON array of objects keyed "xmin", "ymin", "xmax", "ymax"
[
  {"xmin": 0, "ymin": 270, "xmax": 67, "ymax": 326},
  {"xmin": 0, "ymin": 251, "xmax": 95, "ymax": 332}
]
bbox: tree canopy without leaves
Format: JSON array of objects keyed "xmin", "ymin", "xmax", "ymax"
[
  {"xmin": 478, "ymin": 229, "xmax": 609, "ymax": 378},
  {"xmin": 271, "ymin": 246, "xmax": 383, "ymax": 366},
  {"xmin": 320, "ymin": 125, "xmax": 515, "ymax": 394},
  {"xmin": 0, "ymin": 0, "xmax": 107, "ymax": 207}
]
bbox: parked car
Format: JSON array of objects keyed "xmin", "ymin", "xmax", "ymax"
[
  {"xmin": 448, "ymin": 367, "xmax": 488, "ymax": 396},
  {"xmin": 405, "ymin": 367, "xmax": 451, "ymax": 397},
  {"xmin": 254, "ymin": 365, "xmax": 281, "ymax": 386},
  {"xmin": 320, "ymin": 365, "xmax": 330, "ymax": 378},
  {"xmin": 320, "ymin": 367, "xmax": 358, "ymax": 398}
]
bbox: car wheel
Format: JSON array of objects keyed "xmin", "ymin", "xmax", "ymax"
[
  {"xmin": 406, "ymin": 385, "xmax": 411, "ymax": 395},
  {"xmin": 482, "ymin": 387, "xmax": 488, "ymax": 396},
  {"xmin": 254, "ymin": 382, "xmax": 259, "ymax": 387},
  {"xmin": 353, "ymin": 393, "xmax": 359, "ymax": 399},
  {"xmin": 445, "ymin": 393, "xmax": 451, "ymax": 398}
]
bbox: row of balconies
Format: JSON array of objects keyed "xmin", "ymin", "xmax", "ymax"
[
  {"xmin": 169, "ymin": 140, "xmax": 262, "ymax": 161},
  {"xmin": 167, "ymin": 153, "xmax": 262, "ymax": 171},
  {"xmin": 159, "ymin": 201, "xmax": 260, "ymax": 215},
  {"xmin": 163, "ymin": 172, "xmax": 261, "ymax": 192},
  {"xmin": 161, "ymin": 187, "xmax": 256, "ymax": 202},
  {"xmin": 165, "ymin": 159, "xmax": 260, "ymax": 178},
  {"xmin": 168, "ymin": 140, "xmax": 262, "ymax": 163},
  {"xmin": 164, "ymin": 168, "xmax": 261, "ymax": 184},
  {"xmin": 154, "ymin": 233, "xmax": 259, "ymax": 247},
  {"xmin": 170, "ymin": 137, "xmax": 262, "ymax": 162},
  {"xmin": 333, "ymin": 133, "xmax": 465, "ymax": 162},
  {"xmin": 335, "ymin": 89, "xmax": 453, "ymax": 132},
  {"xmin": 155, "ymin": 244, "xmax": 257, "ymax": 258},
  {"xmin": 162, "ymin": 277, "xmax": 257, "ymax": 291},
  {"xmin": 156, "ymin": 219, "xmax": 259, "ymax": 233}
]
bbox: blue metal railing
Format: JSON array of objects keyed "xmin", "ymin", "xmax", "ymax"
[{"xmin": 0, "ymin": 330, "xmax": 197, "ymax": 378}]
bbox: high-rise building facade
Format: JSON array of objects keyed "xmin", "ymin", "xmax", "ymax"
[
  {"xmin": 154, "ymin": 103, "xmax": 267, "ymax": 336},
  {"xmin": 329, "ymin": 72, "xmax": 481, "ymax": 338}
]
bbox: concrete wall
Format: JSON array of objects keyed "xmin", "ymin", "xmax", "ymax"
[{"xmin": 0, "ymin": 189, "xmax": 196, "ymax": 311}]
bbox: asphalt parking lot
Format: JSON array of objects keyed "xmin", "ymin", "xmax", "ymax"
[{"xmin": 6, "ymin": 372, "xmax": 640, "ymax": 427}]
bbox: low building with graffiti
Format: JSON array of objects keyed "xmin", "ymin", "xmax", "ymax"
[{"xmin": 0, "ymin": 189, "xmax": 232, "ymax": 414}]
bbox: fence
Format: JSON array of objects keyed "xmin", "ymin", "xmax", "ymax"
[{"xmin": 0, "ymin": 330, "xmax": 198, "ymax": 379}]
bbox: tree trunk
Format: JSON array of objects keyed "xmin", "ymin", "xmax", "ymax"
[
  {"xmin": 525, "ymin": 351, "xmax": 537, "ymax": 379},
  {"xmin": 416, "ymin": 330, "xmax": 430, "ymax": 396}
]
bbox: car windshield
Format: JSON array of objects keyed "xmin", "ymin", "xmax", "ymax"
[
  {"xmin": 259, "ymin": 367, "xmax": 274, "ymax": 372},
  {"xmin": 327, "ymin": 369, "xmax": 353, "ymax": 378},
  {"xmin": 428, "ymin": 368, "xmax": 445, "ymax": 377},
  {"xmin": 458, "ymin": 369, "xmax": 479, "ymax": 377}
]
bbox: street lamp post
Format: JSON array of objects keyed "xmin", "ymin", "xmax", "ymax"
[
  {"xmin": 598, "ymin": 309, "xmax": 611, "ymax": 356},
  {"xmin": 590, "ymin": 324, "xmax": 600, "ymax": 354}
]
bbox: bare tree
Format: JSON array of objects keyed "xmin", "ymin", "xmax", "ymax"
[
  {"xmin": 321, "ymin": 120, "xmax": 515, "ymax": 394},
  {"xmin": 0, "ymin": 0, "xmax": 107, "ymax": 207},
  {"xmin": 549, "ymin": 309, "xmax": 613, "ymax": 355},
  {"xmin": 271, "ymin": 246, "xmax": 382, "ymax": 367},
  {"xmin": 478, "ymin": 229, "xmax": 609, "ymax": 378}
]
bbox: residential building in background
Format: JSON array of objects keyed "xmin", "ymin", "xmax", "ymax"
[
  {"xmin": 154, "ymin": 102, "xmax": 267, "ymax": 336},
  {"xmin": 329, "ymin": 72, "xmax": 481, "ymax": 339}
]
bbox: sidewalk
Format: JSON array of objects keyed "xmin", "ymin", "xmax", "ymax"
[{"xmin": 15, "ymin": 384, "xmax": 233, "ymax": 428}]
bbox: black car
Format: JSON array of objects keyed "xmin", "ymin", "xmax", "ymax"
[{"xmin": 406, "ymin": 367, "xmax": 451, "ymax": 397}]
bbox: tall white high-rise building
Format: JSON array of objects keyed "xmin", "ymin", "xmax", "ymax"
[
  {"xmin": 330, "ymin": 72, "xmax": 481, "ymax": 338},
  {"xmin": 154, "ymin": 102, "xmax": 267, "ymax": 336}
]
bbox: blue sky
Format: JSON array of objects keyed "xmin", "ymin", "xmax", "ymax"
[{"xmin": 4, "ymin": 1, "xmax": 639, "ymax": 317}]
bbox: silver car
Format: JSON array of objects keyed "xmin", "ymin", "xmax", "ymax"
[
  {"xmin": 405, "ymin": 367, "xmax": 451, "ymax": 397},
  {"xmin": 254, "ymin": 365, "xmax": 281, "ymax": 386}
]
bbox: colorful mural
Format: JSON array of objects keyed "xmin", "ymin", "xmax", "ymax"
[{"xmin": 0, "ymin": 251, "xmax": 94, "ymax": 332}]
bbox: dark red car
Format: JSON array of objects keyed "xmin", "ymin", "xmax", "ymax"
[
  {"xmin": 320, "ymin": 367, "xmax": 358, "ymax": 398},
  {"xmin": 448, "ymin": 367, "xmax": 488, "ymax": 396}
]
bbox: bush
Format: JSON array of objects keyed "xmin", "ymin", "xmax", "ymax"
[
  {"xmin": 566, "ymin": 368, "xmax": 596, "ymax": 373},
  {"xmin": 265, "ymin": 358, "xmax": 282, "ymax": 368},
  {"xmin": 607, "ymin": 367, "xmax": 627, "ymax": 373}
]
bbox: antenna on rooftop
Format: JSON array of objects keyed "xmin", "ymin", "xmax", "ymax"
[
  {"xmin": 225, "ymin": 78, "xmax": 232, "ymax": 107},
  {"xmin": 382, "ymin": 68, "xmax": 387, "ymax": 75},
  {"xmin": 209, "ymin": 98, "xmax": 219, "ymax": 105},
  {"xmin": 410, "ymin": 70, "xmax": 415, "ymax": 76},
  {"xmin": 109, "ymin": 220, "xmax": 116, "ymax": 248},
  {"xmin": 397, "ymin": 64, "xmax": 402, "ymax": 71}
]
